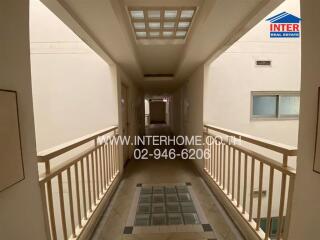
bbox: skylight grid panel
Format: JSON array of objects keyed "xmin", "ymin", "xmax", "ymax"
[
  {"xmin": 149, "ymin": 22, "xmax": 161, "ymax": 29},
  {"xmin": 180, "ymin": 10, "xmax": 194, "ymax": 19},
  {"xmin": 163, "ymin": 22, "xmax": 175, "ymax": 29},
  {"xmin": 131, "ymin": 10, "xmax": 144, "ymax": 20},
  {"xmin": 163, "ymin": 31, "xmax": 174, "ymax": 37},
  {"xmin": 136, "ymin": 31, "xmax": 147, "ymax": 38},
  {"xmin": 164, "ymin": 10, "xmax": 177, "ymax": 19},
  {"xmin": 148, "ymin": 10, "xmax": 161, "ymax": 19},
  {"xmin": 134, "ymin": 22, "xmax": 146, "ymax": 30},
  {"xmin": 178, "ymin": 22, "xmax": 190, "ymax": 29}
]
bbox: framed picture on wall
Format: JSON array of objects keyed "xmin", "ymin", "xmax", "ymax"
[{"xmin": 314, "ymin": 87, "xmax": 320, "ymax": 174}]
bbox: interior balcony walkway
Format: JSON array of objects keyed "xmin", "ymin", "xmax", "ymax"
[
  {"xmin": 91, "ymin": 156, "xmax": 242, "ymax": 240},
  {"xmin": 38, "ymin": 124, "xmax": 296, "ymax": 240}
]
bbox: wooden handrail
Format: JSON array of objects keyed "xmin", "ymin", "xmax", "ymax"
[
  {"xmin": 204, "ymin": 124, "xmax": 297, "ymax": 156},
  {"xmin": 203, "ymin": 124, "xmax": 297, "ymax": 240},
  {"xmin": 38, "ymin": 126, "xmax": 120, "ymax": 240},
  {"xmin": 204, "ymin": 132, "xmax": 296, "ymax": 176},
  {"xmin": 38, "ymin": 126, "xmax": 117, "ymax": 162}
]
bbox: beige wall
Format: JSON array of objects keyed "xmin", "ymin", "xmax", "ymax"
[
  {"xmin": 288, "ymin": 0, "xmax": 320, "ymax": 238},
  {"xmin": 176, "ymin": 66, "xmax": 205, "ymax": 169},
  {"xmin": 117, "ymin": 67, "xmax": 144, "ymax": 159},
  {"xmin": 30, "ymin": 0, "xmax": 118, "ymax": 152},
  {"xmin": 0, "ymin": 1, "xmax": 47, "ymax": 239},
  {"xmin": 204, "ymin": 0, "xmax": 301, "ymax": 147}
]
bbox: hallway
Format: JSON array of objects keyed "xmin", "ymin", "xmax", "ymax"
[
  {"xmin": 92, "ymin": 158, "xmax": 242, "ymax": 240},
  {"xmin": 2, "ymin": 1, "xmax": 318, "ymax": 240}
]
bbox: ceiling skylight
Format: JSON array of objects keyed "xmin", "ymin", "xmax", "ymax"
[
  {"xmin": 181, "ymin": 10, "xmax": 194, "ymax": 19},
  {"xmin": 164, "ymin": 10, "xmax": 177, "ymax": 19},
  {"xmin": 178, "ymin": 22, "xmax": 190, "ymax": 28},
  {"xmin": 128, "ymin": 7, "xmax": 196, "ymax": 40},
  {"xmin": 134, "ymin": 22, "xmax": 145, "ymax": 29},
  {"xmin": 131, "ymin": 10, "xmax": 144, "ymax": 19},
  {"xmin": 163, "ymin": 22, "xmax": 175, "ymax": 29},
  {"xmin": 149, "ymin": 22, "xmax": 160, "ymax": 29}
]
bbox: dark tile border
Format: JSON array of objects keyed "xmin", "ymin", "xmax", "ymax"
[
  {"xmin": 123, "ymin": 226, "xmax": 133, "ymax": 234},
  {"xmin": 202, "ymin": 223, "xmax": 213, "ymax": 232}
]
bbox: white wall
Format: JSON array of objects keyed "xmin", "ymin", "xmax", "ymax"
[
  {"xmin": 30, "ymin": 0, "xmax": 118, "ymax": 152},
  {"xmin": 201, "ymin": 0, "xmax": 301, "ymax": 226},
  {"xmin": 0, "ymin": 1, "xmax": 47, "ymax": 239},
  {"xmin": 289, "ymin": 0, "xmax": 320, "ymax": 238},
  {"xmin": 178, "ymin": 66, "xmax": 205, "ymax": 169},
  {"xmin": 204, "ymin": 0, "xmax": 301, "ymax": 147}
]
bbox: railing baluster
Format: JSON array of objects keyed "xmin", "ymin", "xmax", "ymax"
[
  {"xmin": 277, "ymin": 173, "xmax": 287, "ymax": 240},
  {"xmin": 210, "ymin": 141, "xmax": 214, "ymax": 177},
  {"xmin": 232, "ymin": 148, "xmax": 236, "ymax": 201},
  {"xmin": 249, "ymin": 157, "xmax": 255, "ymax": 221},
  {"xmin": 256, "ymin": 162, "xmax": 264, "ymax": 231},
  {"xmin": 223, "ymin": 144, "xmax": 226, "ymax": 190},
  {"xmin": 110, "ymin": 143, "xmax": 114, "ymax": 179},
  {"xmin": 228, "ymin": 144, "xmax": 231, "ymax": 195},
  {"xmin": 103, "ymin": 143, "xmax": 107, "ymax": 189},
  {"xmin": 95, "ymin": 149, "xmax": 99, "ymax": 199},
  {"xmin": 265, "ymin": 167, "xmax": 274, "ymax": 240},
  {"xmin": 242, "ymin": 154, "xmax": 248, "ymax": 214},
  {"xmin": 86, "ymin": 154, "xmax": 92, "ymax": 212},
  {"xmin": 95, "ymin": 148, "xmax": 100, "ymax": 198},
  {"xmin": 215, "ymin": 141, "xmax": 218, "ymax": 180},
  {"xmin": 283, "ymin": 175, "xmax": 295, "ymax": 240},
  {"xmin": 75, "ymin": 162, "xmax": 82, "ymax": 228},
  {"xmin": 45, "ymin": 161, "xmax": 57, "ymax": 240},
  {"xmin": 67, "ymin": 168, "xmax": 76, "ymax": 237},
  {"xmin": 99, "ymin": 146, "xmax": 103, "ymax": 192},
  {"xmin": 237, "ymin": 151, "xmax": 242, "ymax": 207},
  {"xmin": 219, "ymin": 142, "xmax": 222, "ymax": 185},
  {"xmin": 106, "ymin": 143, "xmax": 110, "ymax": 186},
  {"xmin": 80, "ymin": 158, "xmax": 87, "ymax": 220},
  {"xmin": 58, "ymin": 174, "xmax": 68, "ymax": 240},
  {"xmin": 91, "ymin": 151, "xmax": 97, "ymax": 204}
]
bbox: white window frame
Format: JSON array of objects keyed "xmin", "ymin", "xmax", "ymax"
[{"xmin": 250, "ymin": 91, "xmax": 300, "ymax": 121}]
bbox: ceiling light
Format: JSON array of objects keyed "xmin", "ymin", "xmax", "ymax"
[
  {"xmin": 149, "ymin": 32, "xmax": 160, "ymax": 37},
  {"xmin": 131, "ymin": 10, "xmax": 144, "ymax": 19},
  {"xmin": 178, "ymin": 22, "xmax": 190, "ymax": 28},
  {"xmin": 149, "ymin": 22, "xmax": 160, "ymax": 29},
  {"xmin": 163, "ymin": 22, "xmax": 175, "ymax": 29},
  {"xmin": 136, "ymin": 32, "xmax": 147, "ymax": 38},
  {"xmin": 148, "ymin": 10, "xmax": 160, "ymax": 19},
  {"xmin": 176, "ymin": 31, "xmax": 187, "ymax": 37},
  {"xmin": 181, "ymin": 10, "xmax": 194, "ymax": 18},
  {"xmin": 133, "ymin": 22, "xmax": 145, "ymax": 29},
  {"xmin": 163, "ymin": 31, "xmax": 173, "ymax": 37},
  {"xmin": 164, "ymin": 10, "xmax": 177, "ymax": 19}
]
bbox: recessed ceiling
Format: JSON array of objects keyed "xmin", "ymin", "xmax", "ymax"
[
  {"xmin": 41, "ymin": 0, "xmax": 284, "ymax": 94},
  {"xmin": 128, "ymin": 7, "xmax": 196, "ymax": 39}
]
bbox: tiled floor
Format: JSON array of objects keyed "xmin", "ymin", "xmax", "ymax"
[{"xmin": 91, "ymin": 158, "xmax": 243, "ymax": 240}]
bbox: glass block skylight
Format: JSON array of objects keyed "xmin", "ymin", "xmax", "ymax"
[{"xmin": 128, "ymin": 7, "xmax": 196, "ymax": 39}]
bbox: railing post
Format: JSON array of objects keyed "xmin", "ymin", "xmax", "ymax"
[
  {"xmin": 44, "ymin": 161, "xmax": 57, "ymax": 240},
  {"xmin": 283, "ymin": 174, "xmax": 295, "ymax": 240}
]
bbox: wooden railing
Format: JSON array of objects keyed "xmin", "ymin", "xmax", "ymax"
[
  {"xmin": 38, "ymin": 126, "xmax": 120, "ymax": 240},
  {"xmin": 203, "ymin": 124, "xmax": 297, "ymax": 240}
]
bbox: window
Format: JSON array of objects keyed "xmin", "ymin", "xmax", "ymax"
[{"xmin": 251, "ymin": 92, "xmax": 300, "ymax": 120}]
